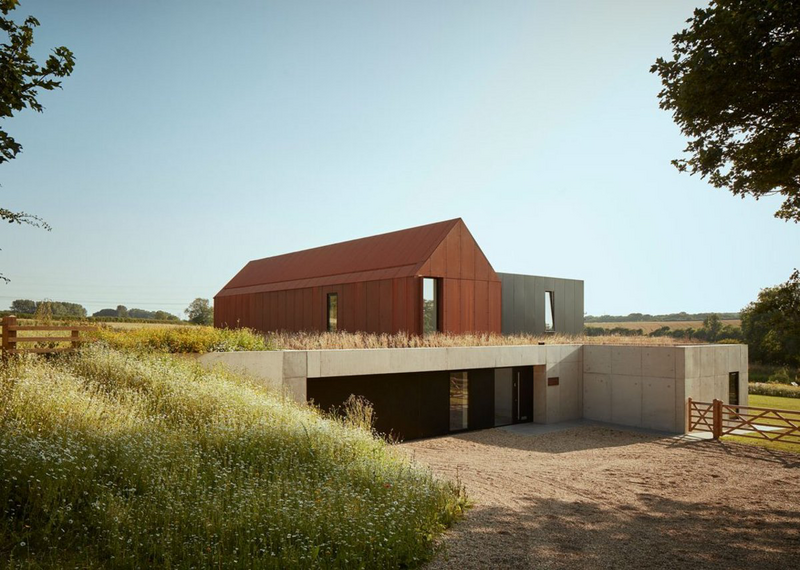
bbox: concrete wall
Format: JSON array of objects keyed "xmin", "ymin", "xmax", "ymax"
[
  {"xmin": 498, "ymin": 273, "xmax": 584, "ymax": 335},
  {"xmin": 583, "ymin": 344, "xmax": 748, "ymax": 433},
  {"xmin": 680, "ymin": 344, "xmax": 749, "ymax": 429},
  {"xmin": 583, "ymin": 346, "xmax": 681, "ymax": 432},
  {"xmin": 538, "ymin": 345, "xmax": 583, "ymax": 424},
  {"xmin": 194, "ymin": 343, "xmax": 748, "ymax": 436},
  {"xmin": 194, "ymin": 351, "xmax": 307, "ymax": 402}
]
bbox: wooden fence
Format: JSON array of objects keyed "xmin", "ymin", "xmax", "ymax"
[
  {"xmin": 1, "ymin": 315, "xmax": 96, "ymax": 356},
  {"xmin": 688, "ymin": 398, "xmax": 800, "ymax": 448}
]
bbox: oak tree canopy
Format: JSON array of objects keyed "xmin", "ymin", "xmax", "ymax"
[{"xmin": 652, "ymin": 0, "xmax": 800, "ymax": 222}]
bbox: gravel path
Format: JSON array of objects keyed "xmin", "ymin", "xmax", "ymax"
[{"xmin": 401, "ymin": 426, "xmax": 800, "ymax": 570}]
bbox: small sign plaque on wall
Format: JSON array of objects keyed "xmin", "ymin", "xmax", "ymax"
[{"xmin": 547, "ymin": 377, "xmax": 559, "ymax": 386}]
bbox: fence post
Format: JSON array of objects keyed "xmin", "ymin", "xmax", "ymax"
[
  {"xmin": 712, "ymin": 399, "xmax": 722, "ymax": 440},
  {"xmin": 71, "ymin": 328, "xmax": 80, "ymax": 350},
  {"xmin": 2, "ymin": 315, "xmax": 17, "ymax": 355},
  {"xmin": 686, "ymin": 398, "xmax": 693, "ymax": 432}
]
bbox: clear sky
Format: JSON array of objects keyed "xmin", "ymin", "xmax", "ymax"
[{"xmin": 1, "ymin": 0, "xmax": 797, "ymax": 318}]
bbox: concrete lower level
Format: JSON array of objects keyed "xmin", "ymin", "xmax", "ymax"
[{"xmin": 195, "ymin": 343, "xmax": 748, "ymax": 439}]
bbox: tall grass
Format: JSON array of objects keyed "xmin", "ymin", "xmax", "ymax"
[
  {"xmin": 79, "ymin": 326, "xmax": 698, "ymax": 355},
  {"xmin": 91, "ymin": 325, "xmax": 270, "ymax": 353},
  {"xmin": 0, "ymin": 346, "xmax": 465, "ymax": 568},
  {"xmin": 264, "ymin": 330, "xmax": 695, "ymax": 350}
]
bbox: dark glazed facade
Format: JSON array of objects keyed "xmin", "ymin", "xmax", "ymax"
[
  {"xmin": 498, "ymin": 273, "xmax": 585, "ymax": 335},
  {"xmin": 215, "ymin": 219, "xmax": 502, "ymax": 335}
]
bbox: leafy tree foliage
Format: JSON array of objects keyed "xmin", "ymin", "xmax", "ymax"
[
  {"xmin": 128, "ymin": 308, "xmax": 179, "ymax": 321},
  {"xmin": 1, "ymin": 0, "xmax": 75, "ymax": 281},
  {"xmin": 92, "ymin": 307, "xmax": 180, "ymax": 320},
  {"xmin": 8, "ymin": 299, "xmax": 87, "ymax": 318},
  {"xmin": 92, "ymin": 308, "xmax": 118, "ymax": 317},
  {"xmin": 702, "ymin": 313, "xmax": 723, "ymax": 342},
  {"xmin": 741, "ymin": 270, "xmax": 800, "ymax": 366},
  {"xmin": 652, "ymin": 0, "xmax": 800, "ymax": 222},
  {"xmin": 185, "ymin": 298, "xmax": 213, "ymax": 325},
  {"xmin": 9, "ymin": 298, "xmax": 34, "ymax": 313}
]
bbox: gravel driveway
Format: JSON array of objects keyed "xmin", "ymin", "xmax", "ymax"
[{"xmin": 401, "ymin": 425, "xmax": 800, "ymax": 570}]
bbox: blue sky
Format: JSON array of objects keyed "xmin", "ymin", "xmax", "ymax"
[{"xmin": 1, "ymin": 0, "xmax": 797, "ymax": 317}]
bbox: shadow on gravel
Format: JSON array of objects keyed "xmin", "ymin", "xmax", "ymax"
[
  {"xmin": 446, "ymin": 425, "xmax": 664, "ymax": 454},
  {"xmin": 430, "ymin": 493, "xmax": 800, "ymax": 570},
  {"xmin": 658, "ymin": 436, "xmax": 800, "ymax": 469}
]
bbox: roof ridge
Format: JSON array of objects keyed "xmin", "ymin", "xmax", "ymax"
[
  {"xmin": 216, "ymin": 218, "xmax": 464, "ymax": 296},
  {"xmin": 409, "ymin": 218, "xmax": 461, "ymax": 275},
  {"xmin": 246, "ymin": 218, "xmax": 462, "ymax": 264}
]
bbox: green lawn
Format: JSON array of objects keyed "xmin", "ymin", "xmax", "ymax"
[
  {"xmin": 748, "ymin": 394, "xmax": 800, "ymax": 412},
  {"xmin": 722, "ymin": 394, "xmax": 800, "ymax": 453}
]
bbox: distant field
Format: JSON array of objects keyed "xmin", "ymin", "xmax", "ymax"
[{"xmin": 587, "ymin": 320, "xmax": 741, "ymax": 333}]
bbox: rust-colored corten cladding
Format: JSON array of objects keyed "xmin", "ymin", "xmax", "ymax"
[{"xmin": 214, "ymin": 218, "xmax": 501, "ymax": 335}]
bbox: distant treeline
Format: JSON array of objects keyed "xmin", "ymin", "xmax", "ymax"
[
  {"xmin": 9, "ymin": 299, "xmax": 87, "ymax": 318},
  {"xmin": 585, "ymin": 311, "xmax": 740, "ymax": 323},
  {"xmin": 0, "ymin": 312, "xmax": 190, "ymax": 325},
  {"xmin": 92, "ymin": 306, "xmax": 179, "ymax": 321},
  {"xmin": 7, "ymin": 300, "xmax": 179, "ymax": 321},
  {"xmin": 585, "ymin": 314, "xmax": 742, "ymax": 342}
]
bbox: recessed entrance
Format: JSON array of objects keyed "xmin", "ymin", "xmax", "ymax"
[
  {"xmin": 494, "ymin": 366, "xmax": 534, "ymax": 427},
  {"xmin": 308, "ymin": 365, "xmax": 537, "ymax": 441}
]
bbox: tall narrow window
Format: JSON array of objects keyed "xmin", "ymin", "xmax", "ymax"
[
  {"xmin": 544, "ymin": 291, "xmax": 555, "ymax": 332},
  {"xmin": 327, "ymin": 293, "xmax": 338, "ymax": 332},
  {"xmin": 729, "ymin": 372, "xmax": 739, "ymax": 405},
  {"xmin": 449, "ymin": 372, "xmax": 468, "ymax": 431},
  {"xmin": 422, "ymin": 278, "xmax": 439, "ymax": 334}
]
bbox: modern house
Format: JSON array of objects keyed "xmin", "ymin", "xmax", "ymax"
[
  {"xmin": 215, "ymin": 218, "xmax": 584, "ymax": 336},
  {"xmin": 195, "ymin": 343, "xmax": 749, "ymax": 441},
  {"xmin": 210, "ymin": 220, "xmax": 747, "ymax": 442}
]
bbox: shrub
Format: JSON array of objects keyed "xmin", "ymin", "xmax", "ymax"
[
  {"xmin": 767, "ymin": 367, "xmax": 797, "ymax": 385},
  {"xmin": 741, "ymin": 271, "xmax": 800, "ymax": 366},
  {"xmin": 0, "ymin": 346, "xmax": 465, "ymax": 568},
  {"xmin": 749, "ymin": 382, "xmax": 800, "ymax": 399}
]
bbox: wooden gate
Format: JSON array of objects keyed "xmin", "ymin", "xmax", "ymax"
[
  {"xmin": 1, "ymin": 315, "xmax": 95, "ymax": 355},
  {"xmin": 688, "ymin": 398, "xmax": 715, "ymax": 434},
  {"xmin": 688, "ymin": 398, "xmax": 800, "ymax": 448}
]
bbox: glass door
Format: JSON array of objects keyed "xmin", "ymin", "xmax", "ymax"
[
  {"xmin": 449, "ymin": 372, "xmax": 468, "ymax": 431},
  {"xmin": 494, "ymin": 368, "xmax": 513, "ymax": 426}
]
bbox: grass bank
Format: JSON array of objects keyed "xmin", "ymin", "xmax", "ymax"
[
  {"xmin": 91, "ymin": 325, "xmax": 270, "ymax": 353},
  {"xmin": 0, "ymin": 346, "xmax": 465, "ymax": 568}
]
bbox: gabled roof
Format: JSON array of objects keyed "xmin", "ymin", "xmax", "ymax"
[{"xmin": 216, "ymin": 219, "xmax": 464, "ymax": 297}]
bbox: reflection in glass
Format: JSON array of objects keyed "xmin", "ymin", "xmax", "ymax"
[
  {"xmin": 423, "ymin": 278, "xmax": 438, "ymax": 334},
  {"xmin": 494, "ymin": 368, "xmax": 513, "ymax": 426},
  {"xmin": 327, "ymin": 293, "xmax": 338, "ymax": 332},
  {"xmin": 729, "ymin": 372, "xmax": 739, "ymax": 405},
  {"xmin": 449, "ymin": 372, "xmax": 468, "ymax": 431},
  {"xmin": 544, "ymin": 290, "xmax": 555, "ymax": 332}
]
